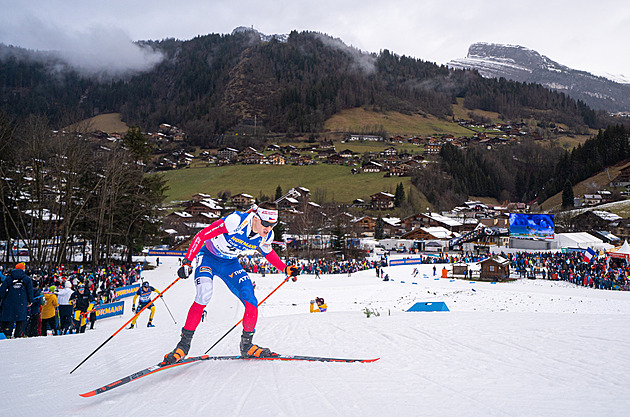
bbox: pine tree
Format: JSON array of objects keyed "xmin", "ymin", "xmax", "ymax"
[
  {"xmin": 562, "ymin": 180, "xmax": 574, "ymax": 208},
  {"xmin": 394, "ymin": 183, "xmax": 405, "ymax": 207},
  {"xmin": 375, "ymin": 215, "xmax": 385, "ymax": 239}
]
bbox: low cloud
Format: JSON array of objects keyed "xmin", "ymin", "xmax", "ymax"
[{"xmin": 0, "ymin": 18, "xmax": 164, "ymax": 79}]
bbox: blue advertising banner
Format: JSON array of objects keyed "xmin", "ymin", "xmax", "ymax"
[
  {"xmin": 389, "ymin": 258, "xmax": 424, "ymax": 266},
  {"xmin": 93, "ymin": 301, "xmax": 124, "ymax": 319},
  {"xmin": 147, "ymin": 249, "xmax": 186, "ymax": 256},
  {"xmin": 114, "ymin": 283, "xmax": 140, "ymax": 299}
]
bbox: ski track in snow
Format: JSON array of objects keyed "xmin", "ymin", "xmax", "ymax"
[{"xmin": 2, "ymin": 256, "xmax": 630, "ymax": 416}]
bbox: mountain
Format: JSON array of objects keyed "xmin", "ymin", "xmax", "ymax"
[
  {"xmin": 0, "ymin": 33, "xmax": 615, "ymax": 145},
  {"xmin": 448, "ymin": 42, "xmax": 630, "ymax": 113}
]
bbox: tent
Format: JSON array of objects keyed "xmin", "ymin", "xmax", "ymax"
[{"xmin": 607, "ymin": 240, "xmax": 630, "ymax": 261}]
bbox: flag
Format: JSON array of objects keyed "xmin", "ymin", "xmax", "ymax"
[{"xmin": 584, "ymin": 247, "xmax": 596, "ymax": 263}]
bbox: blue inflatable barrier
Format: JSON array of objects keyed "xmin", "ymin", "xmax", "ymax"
[
  {"xmin": 0, "ymin": 332, "xmax": 6, "ymax": 340},
  {"xmin": 407, "ymin": 301, "xmax": 450, "ymax": 312}
]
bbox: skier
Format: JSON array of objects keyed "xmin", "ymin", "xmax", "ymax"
[
  {"xmin": 128, "ymin": 281, "xmax": 161, "ymax": 328},
  {"xmin": 309, "ymin": 297, "xmax": 327, "ymax": 313},
  {"xmin": 160, "ymin": 201, "xmax": 299, "ymax": 366}
]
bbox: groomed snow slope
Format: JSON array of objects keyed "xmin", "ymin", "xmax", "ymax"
[{"xmin": 2, "ymin": 256, "xmax": 630, "ymax": 417}]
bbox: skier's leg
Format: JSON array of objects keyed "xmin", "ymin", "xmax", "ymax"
[
  {"xmin": 161, "ymin": 255, "xmax": 214, "ymax": 365},
  {"xmin": 221, "ymin": 267, "xmax": 277, "ymax": 358}
]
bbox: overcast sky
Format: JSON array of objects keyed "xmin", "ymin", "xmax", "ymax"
[{"xmin": 1, "ymin": 0, "xmax": 628, "ymax": 79}]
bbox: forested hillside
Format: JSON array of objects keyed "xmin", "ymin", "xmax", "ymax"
[{"xmin": 0, "ymin": 30, "xmax": 616, "ymax": 146}]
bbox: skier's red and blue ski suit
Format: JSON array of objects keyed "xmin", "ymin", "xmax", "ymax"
[{"xmin": 181, "ymin": 211, "xmax": 287, "ymax": 333}]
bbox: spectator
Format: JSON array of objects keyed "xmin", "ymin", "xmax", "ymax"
[
  {"xmin": 41, "ymin": 286, "xmax": 60, "ymax": 336},
  {"xmin": 26, "ymin": 280, "xmax": 44, "ymax": 337},
  {"xmin": 310, "ymin": 297, "xmax": 328, "ymax": 313},
  {"xmin": 0, "ymin": 263, "xmax": 34, "ymax": 338},
  {"xmin": 56, "ymin": 281, "xmax": 75, "ymax": 335},
  {"xmin": 70, "ymin": 283, "xmax": 94, "ymax": 334}
]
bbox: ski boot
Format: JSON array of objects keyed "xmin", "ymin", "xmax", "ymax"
[
  {"xmin": 147, "ymin": 320, "xmax": 155, "ymax": 328},
  {"xmin": 128, "ymin": 323, "xmax": 135, "ymax": 329},
  {"xmin": 160, "ymin": 328, "xmax": 194, "ymax": 366},
  {"xmin": 240, "ymin": 330, "xmax": 278, "ymax": 358}
]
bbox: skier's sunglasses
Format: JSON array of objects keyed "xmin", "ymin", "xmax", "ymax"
[
  {"xmin": 256, "ymin": 214, "xmax": 277, "ymax": 228},
  {"xmin": 259, "ymin": 218, "xmax": 277, "ymax": 228}
]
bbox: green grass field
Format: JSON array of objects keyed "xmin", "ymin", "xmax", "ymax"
[
  {"xmin": 157, "ymin": 164, "xmax": 413, "ymax": 205},
  {"xmin": 324, "ymin": 107, "xmax": 472, "ymax": 136}
]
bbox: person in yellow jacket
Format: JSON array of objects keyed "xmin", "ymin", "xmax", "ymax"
[
  {"xmin": 41, "ymin": 286, "xmax": 60, "ymax": 335},
  {"xmin": 310, "ymin": 297, "xmax": 327, "ymax": 313},
  {"xmin": 128, "ymin": 281, "xmax": 161, "ymax": 329}
]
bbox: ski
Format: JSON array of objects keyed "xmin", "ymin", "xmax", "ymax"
[
  {"xmin": 80, "ymin": 354, "xmax": 379, "ymax": 397},
  {"xmin": 206, "ymin": 355, "xmax": 380, "ymax": 363},
  {"xmin": 79, "ymin": 355, "xmax": 209, "ymax": 398}
]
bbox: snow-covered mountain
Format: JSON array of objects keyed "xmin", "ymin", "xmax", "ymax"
[
  {"xmin": 448, "ymin": 42, "xmax": 630, "ymax": 112},
  {"xmin": 232, "ymin": 26, "xmax": 288, "ymax": 43}
]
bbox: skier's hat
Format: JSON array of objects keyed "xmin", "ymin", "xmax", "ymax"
[{"xmin": 255, "ymin": 206, "xmax": 278, "ymax": 226}]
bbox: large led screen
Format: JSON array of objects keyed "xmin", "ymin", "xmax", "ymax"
[{"xmin": 508, "ymin": 213, "xmax": 555, "ymax": 239}]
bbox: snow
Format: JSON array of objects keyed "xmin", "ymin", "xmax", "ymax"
[{"xmin": 3, "ymin": 256, "xmax": 630, "ymax": 416}]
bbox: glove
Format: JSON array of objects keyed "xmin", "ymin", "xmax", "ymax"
[
  {"xmin": 132, "ymin": 305, "xmax": 136, "ymax": 312},
  {"xmin": 285, "ymin": 265, "xmax": 299, "ymax": 282},
  {"xmin": 178, "ymin": 259, "xmax": 192, "ymax": 279},
  {"xmin": 310, "ymin": 300, "xmax": 315, "ymax": 304}
]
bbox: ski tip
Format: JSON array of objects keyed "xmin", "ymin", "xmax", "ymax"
[
  {"xmin": 79, "ymin": 391, "xmax": 96, "ymax": 398},
  {"xmin": 364, "ymin": 357, "xmax": 380, "ymax": 363}
]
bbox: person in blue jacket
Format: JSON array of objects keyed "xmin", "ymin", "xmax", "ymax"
[{"xmin": 0, "ymin": 263, "xmax": 34, "ymax": 338}]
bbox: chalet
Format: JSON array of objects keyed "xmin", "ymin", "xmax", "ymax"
[
  {"xmin": 401, "ymin": 226, "xmax": 455, "ymax": 241},
  {"xmin": 217, "ymin": 147, "xmax": 239, "ymax": 161},
  {"xmin": 571, "ymin": 210, "xmax": 622, "ymax": 232},
  {"xmin": 425, "ymin": 142, "xmax": 442, "ymax": 154},
  {"xmin": 327, "ymin": 154, "xmax": 345, "ymax": 165},
  {"xmin": 320, "ymin": 140, "xmax": 335, "ymax": 149},
  {"xmin": 582, "ymin": 194, "xmax": 603, "ymax": 206},
  {"xmin": 339, "ymin": 149, "xmax": 355, "ymax": 159},
  {"xmin": 408, "ymin": 137, "xmax": 423, "ymax": 145},
  {"xmin": 241, "ymin": 151, "xmax": 266, "ymax": 165},
  {"xmin": 611, "ymin": 165, "xmax": 630, "ymax": 187},
  {"xmin": 231, "ymin": 193, "xmax": 255, "ymax": 209},
  {"xmin": 349, "ymin": 134, "xmax": 382, "ymax": 141},
  {"xmin": 185, "ymin": 200, "xmax": 223, "ymax": 217},
  {"xmin": 479, "ymin": 256, "xmax": 510, "ymax": 281},
  {"xmin": 316, "ymin": 148, "xmax": 337, "ymax": 159},
  {"xmin": 295, "ymin": 155, "xmax": 314, "ymax": 165},
  {"xmin": 370, "ymin": 192, "xmax": 395, "ymax": 210},
  {"xmin": 383, "ymin": 147, "xmax": 398, "ymax": 156},
  {"xmin": 362, "ymin": 161, "xmax": 383, "ymax": 173},
  {"xmin": 399, "ymin": 212, "xmax": 463, "ymax": 234},
  {"xmin": 382, "ymin": 217, "xmax": 402, "ymax": 237},
  {"xmin": 275, "ymin": 187, "xmax": 310, "ymax": 210},
  {"xmin": 386, "ymin": 164, "xmax": 409, "ymax": 177},
  {"xmin": 191, "ymin": 193, "xmax": 212, "ymax": 202},
  {"xmin": 352, "ymin": 198, "xmax": 370, "ymax": 209},
  {"xmin": 266, "ymin": 144, "xmax": 282, "ymax": 152},
  {"xmin": 353, "ymin": 216, "xmax": 376, "ymax": 236},
  {"xmin": 268, "ymin": 153, "xmax": 286, "ymax": 165}
]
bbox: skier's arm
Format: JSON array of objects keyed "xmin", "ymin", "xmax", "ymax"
[
  {"xmin": 183, "ymin": 219, "xmax": 228, "ymax": 263},
  {"xmin": 264, "ymin": 250, "xmax": 287, "ymax": 273}
]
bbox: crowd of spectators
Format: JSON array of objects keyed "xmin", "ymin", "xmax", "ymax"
[
  {"xmin": 240, "ymin": 255, "xmax": 383, "ymax": 277},
  {"xmin": 0, "ymin": 262, "xmax": 144, "ymax": 338},
  {"xmin": 503, "ymin": 251, "xmax": 630, "ymax": 291}
]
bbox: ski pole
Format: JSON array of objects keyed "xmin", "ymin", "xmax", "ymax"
[
  {"xmin": 204, "ymin": 276, "xmax": 290, "ymax": 354},
  {"xmin": 69, "ymin": 276, "xmax": 181, "ymax": 374},
  {"xmin": 161, "ymin": 295, "xmax": 177, "ymax": 324}
]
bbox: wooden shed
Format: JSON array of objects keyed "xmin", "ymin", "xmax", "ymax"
[{"xmin": 479, "ymin": 255, "xmax": 510, "ymax": 281}]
